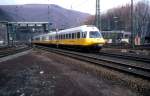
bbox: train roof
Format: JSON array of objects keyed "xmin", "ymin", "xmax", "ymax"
[
  {"xmin": 33, "ymin": 31, "xmax": 56, "ymax": 38},
  {"xmin": 58, "ymin": 25, "xmax": 99, "ymax": 34},
  {"xmin": 33, "ymin": 25, "xmax": 99, "ymax": 38}
]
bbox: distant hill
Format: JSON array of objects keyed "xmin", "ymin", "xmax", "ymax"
[
  {"xmin": 0, "ymin": 4, "xmax": 91, "ymax": 42},
  {"xmin": 0, "ymin": 4, "xmax": 90, "ymax": 29}
]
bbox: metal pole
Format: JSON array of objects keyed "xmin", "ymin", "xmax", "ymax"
[
  {"xmin": 6, "ymin": 23, "xmax": 10, "ymax": 46},
  {"xmin": 131, "ymin": 0, "xmax": 134, "ymax": 48},
  {"xmin": 48, "ymin": 0, "xmax": 51, "ymax": 32},
  {"xmin": 95, "ymin": 0, "xmax": 101, "ymax": 30},
  {"xmin": 56, "ymin": 28, "xmax": 58, "ymax": 48}
]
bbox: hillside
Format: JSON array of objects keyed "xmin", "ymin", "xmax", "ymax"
[
  {"xmin": 0, "ymin": 4, "xmax": 91, "ymax": 41},
  {"xmin": 0, "ymin": 4, "xmax": 90, "ymax": 29}
]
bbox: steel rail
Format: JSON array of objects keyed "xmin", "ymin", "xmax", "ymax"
[
  {"xmin": 99, "ymin": 52, "xmax": 150, "ymax": 63},
  {"xmin": 0, "ymin": 47, "xmax": 31, "ymax": 58},
  {"xmin": 35, "ymin": 45, "xmax": 150, "ymax": 80}
]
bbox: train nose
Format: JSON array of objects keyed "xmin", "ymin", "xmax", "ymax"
[{"xmin": 96, "ymin": 38, "xmax": 105, "ymax": 43}]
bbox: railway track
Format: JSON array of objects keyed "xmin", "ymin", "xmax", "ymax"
[
  {"xmin": 99, "ymin": 51, "xmax": 150, "ymax": 63},
  {"xmin": 35, "ymin": 45, "xmax": 150, "ymax": 80},
  {"xmin": 0, "ymin": 46, "xmax": 31, "ymax": 58}
]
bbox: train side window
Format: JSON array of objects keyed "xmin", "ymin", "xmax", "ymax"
[
  {"xmin": 59, "ymin": 35, "xmax": 61, "ymax": 40},
  {"xmin": 61, "ymin": 34, "xmax": 63, "ymax": 39},
  {"xmin": 69, "ymin": 33, "xmax": 71, "ymax": 39},
  {"xmin": 65, "ymin": 34, "xmax": 67, "ymax": 39},
  {"xmin": 56, "ymin": 35, "xmax": 58, "ymax": 40},
  {"xmin": 52, "ymin": 36, "xmax": 54, "ymax": 40},
  {"xmin": 60, "ymin": 35, "xmax": 62, "ymax": 39},
  {"xmin": 72, "ymin": 33, "xmax": 75, "ymax": 39},
  {"xmin": 53, "ymin": 36, "xmax": 55, "ymax": 40},
  {"xmin": 42, "ymin": 37, "xmax": 44, "ymax": 40},
  {"xmin": 59, "ymin": 35, "xmax": 60, "ymax": 40},
  {"xmin": 67, "ymin": 34, "xmax": 69, "ymax": 39},
  {"xmin": 62, "ymin": 34, "xmax": 64, "ymax": 39},
  {"xmin": 46, "ymin": 36, "xmax": 49, "ymax": 40},
  {"xmin": 75, "ymin": 32, "xmax": 77, "ymax": 39},
  {"xmin": 77, "ymin": 32, "xmax": 80, "ymax": 38},
  {"xmin": 57, "ymin": 35, "xmax": 59, "ymax": 40},
  {"xmin": 55, "ymin": 35, "xmax": 57, "ymax": 40},
  {"xmin": 82, "ymin": 32, "xmax": 87, "ymax": 38},
  {"xmin": 62, "ymin": 34, "xmax": 63, "ymax": 39},
  {"xmin": 61, "ymin": 35, "xmax": 63, "ymax": 40},
  {"xmin": 44, "ymin": 36, "xmax": 46, "ymax": 40},
  {"xmin": 63, "ymin": 34, "xmax": 65, "ymax": 39}
]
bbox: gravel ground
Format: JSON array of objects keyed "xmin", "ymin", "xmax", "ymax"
[{"xmin": 0, "ymin": 49, "xmax": 145, "ymax": 96}]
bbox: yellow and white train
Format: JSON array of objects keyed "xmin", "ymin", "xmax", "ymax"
[{"xmin": 32, "ymin": 25, "xmax": 105, "ymax": 52}]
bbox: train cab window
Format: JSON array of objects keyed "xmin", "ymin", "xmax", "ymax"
[
  {"xmin": 77, "ymin": 32, "xmax": 80, "ymax": 38},
  {"xmin": 89, "ymin": 31, "xmax": 102, "ymax": 38},
  {"xmin": 82, "ymin": 32, "xmax": 87, "ymax": 38}
]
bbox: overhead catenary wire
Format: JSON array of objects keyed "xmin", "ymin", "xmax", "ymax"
[{"xmin": 70, "ymin": 0, "xmax": 90, "ymax": 10}]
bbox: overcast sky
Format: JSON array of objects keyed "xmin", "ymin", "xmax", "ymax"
[{"xmin": 0, "ymin": 0, "xmax": 143, "ymax": 14}]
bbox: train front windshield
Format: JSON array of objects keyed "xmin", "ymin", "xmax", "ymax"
[{"xmin": 89, "ymin": 31, "xmax": 102, "ymax": 38}]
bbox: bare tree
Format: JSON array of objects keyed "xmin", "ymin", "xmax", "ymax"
[{"xmin": 134, "ymin": 0, "xmax": 150, "ymax": 43}]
